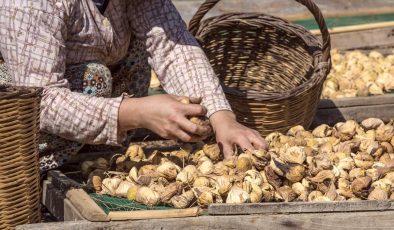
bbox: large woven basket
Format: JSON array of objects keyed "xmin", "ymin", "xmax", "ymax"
[
  {"xmin": 0, "ymin": 86, "xmax": 41, "ymax": 229},
  {"xmin": 189, "ymin": 0, "xmax": 331, "ymax": 136}
]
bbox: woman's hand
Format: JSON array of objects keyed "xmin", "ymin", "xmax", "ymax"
[
  {"xmin": 210, "ymin": 111, "xmax": 268, "ymax": 158},
  {"xmin": 119, "ymin": 95, "xmax": 212, "ymax": 142}
]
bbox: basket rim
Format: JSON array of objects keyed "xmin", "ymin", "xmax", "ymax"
[
  {"xmin": 193, "ymin": 13, "xmax": 331, "ymax": 101},
  {"xmin": 0, "ymin": 86, "xmax": 42, "ymax": 100}
]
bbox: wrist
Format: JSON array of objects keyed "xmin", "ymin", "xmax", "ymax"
[
  {"xmin": 209, "ymin": 110, "xmax": 236, "ymax": 130},
  {"xmin": 118, "ymin": 97, "xmax": 143, "ymax": 133}
]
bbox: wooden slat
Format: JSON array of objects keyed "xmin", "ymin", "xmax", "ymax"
[
  {"xmin": 313, "ymin": 104, "xmax": 394, "ymax": 127},
  {"xmin": 107, "ymin": 207, "xmax": 200, "ymax": 221},
  {"xmin": 173, "ymin": 0, "xmax": 394, "ymax": 23},
  {"xmin": 311, "ymin": 21, "xmax": 394, "ymax": 35},
  {"xmin": 66, "ymin": 189, "xmax": 109, "ymax": 222},
  {"xmin": 318, "ymin": 94, "xmax": 394, "ymax": 109},
  {"xmin": 64, "ymin": 199, "xmax": 85, "ymax": 221},
  {"xmin": 42, "ymin": 180, "xmax": 66, "ymax": 221},
  {"xmin": 317, "ymin": 26, "xmax": 394, "ymax": 50},
  {"xmin": 208, "ymin": 200, "xmax": 394, "ymax": 215},
  {"xmin": 16, "ymin": 210, "xmax": 394, "ymax": 230}
]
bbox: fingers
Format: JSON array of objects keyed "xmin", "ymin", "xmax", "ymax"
[
  {"xmin": 220, "ymin": 142, "xmax": 236, "ymax": 159},
  {"xmin": 177, "ymin": 117, "xmax": 211, "ymax": 137},
  {"xmin": 172, "ymin": 128, "xmax": 204, "ymax": 143},
  {"xmin": 249, "ymin": 132, "xmax": 268, "ymax": 150},
  {"xmin": 220, "ymin": 130, "xmax": 267, "ymax": 159},
  {"xmin": 189, "ymin": 97, "xmax": 202, "ymax": 104},
  {"xmin": 180, "ymin": 103, "xmax": 207, "ymax": 116},
  {"xmin": 236, "ymin": 135, "xmax": 255, "ymax": 152}
]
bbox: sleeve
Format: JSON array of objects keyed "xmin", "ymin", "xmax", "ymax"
[
  {"xmin": 0, "ymin": 1, "xmax": 126, "ymax": 145},
  {"xmin": 128, "ymin": 0, "xmax": 232, "ymax": 117}
]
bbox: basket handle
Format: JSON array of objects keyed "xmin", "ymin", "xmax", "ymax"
[{"xmin": 189, "ymin": 0, "xmax": 331, "ymax": 62}]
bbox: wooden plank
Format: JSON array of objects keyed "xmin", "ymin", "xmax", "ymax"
[
  {"xmin": 318, "ymin": 94, "xmax": 394, "ymax": 109},
  {"xmin": 66, "ymin": 189, "xmax": 109, "ymax": 222},
  {"xmin": 48, "ymin": 170, "xmax": 86, "ymax": 192},
  {"xmin": 313, "ymin": 104, "xmax": 394, "ymax": 127},
  {"xmin": 16, "ymin": 210, "xmax": 394, "ymax": 230},
  {"xmin": 43, "ymin": 184, "xmax": 65, "ymax": 221},
  {"xmin": 311, "ymin": 21, "xmax": 394, "ymax": 35},
  {"xmin": 173, "ymin": 0, "xmax": 394, "ymax": 24},
  {"xmin": 107, "ymin": 207, "xmax": 200, "ymax": 221},
  {"xmin": 208, "ymin": 200, "xmax": 394, "ymax": 215},
  {"xmin": 317, "ymin": 27, "xmax": 394, "ymax": 50},
  {"xmin": 64, "ymin": 199, "xmax": 85, "ymax": 221}
]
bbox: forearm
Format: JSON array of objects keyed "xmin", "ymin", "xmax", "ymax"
[
  {"xmin": 40, "ymin": 87, "xmax": 126, "ymax": 146},
  {"xmin": 128, "ymin": 0, "xmax": 232, "ymax": 117}
]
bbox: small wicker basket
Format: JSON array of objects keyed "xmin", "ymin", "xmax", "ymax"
[
  {"xmin": 189, "ymin": 0, "xmax": 331, "ymax": 136},
  {"xmin": 0, "ymin": 86, "xmax": 41, "ymax": 229}
]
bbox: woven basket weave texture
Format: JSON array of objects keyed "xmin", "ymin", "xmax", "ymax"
[
  {"xmin": 189, "ymin": 0, "xmax": 332, "ymax": 136},
  {"xmin": 0, "ymin": 86, "xmax": 41, "ymax": 229}
]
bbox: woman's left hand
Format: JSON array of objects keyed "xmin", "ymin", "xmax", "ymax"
[{"xmin": 209, "ymin": 111, "xmax": 268, "ymax": 158}]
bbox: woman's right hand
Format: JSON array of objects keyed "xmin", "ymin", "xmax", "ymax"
[{"xmin": 119, "ymin": 94, "xmax": 212, "ymax": 142}]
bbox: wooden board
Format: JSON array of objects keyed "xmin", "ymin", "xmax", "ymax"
[
  {"xmin": 66, "ymin": 189, "xmax": 109, "ymax": 222},
  {"xmin": 16, "ymin": 210, "xmax": 394, "ymax": 230},
  {"xmin": 313, "ymin": 94, "xmax": 394, "ymax": 127},
  {"xmin": 208, "ymin": 200, "xmax": 394, "ymax": 215},
  {"xmin": 173, "ymin": 0, "xmax": 394, "ymax": 24},
  {"xmin": 317, "ymin": 27, "xmax": 394, "ymax": 50}
]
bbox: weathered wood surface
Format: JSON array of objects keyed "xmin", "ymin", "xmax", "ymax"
[
  {"xmin": 64, "ymin": 199, "xmax": 85, "ymax": 221},
  {"xmin": 17, "ymin": 210, "xmax": 394, "ymax": 230},
  {"xmin": 173, "ymin": 0, "xmax": 394, "ymax": 24},
  {"xmin": 108, "ymin": 207, "xmax": 200, "ymax": 221},
  {"xmin": 66, "ymin": 189, "xmax": 109, "ymax": 222},
  {"xmin": 317, "ymin": 27, "xmax": 394, "ymax": 50},
  {"xmin": 42, "ymin": 179, "xmax": 86, "ymax": 221},
  {"xmin": 42, "ymin": 180, "xmax": 66, "ymax": 221},
  {"xmin": 313, "ymin": 94, "xmax": 394, "ymax": 126},
  {"xmin": 209, "ymin": 200, "xmax": 394, "ymax": 215},
  {"xmin": 318, "ymin": 94, "xmax": 394, "ymax": 108}
]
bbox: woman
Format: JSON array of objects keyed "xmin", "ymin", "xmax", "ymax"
[{"xmin": 0, "ymin": 0, "xmax": 267, "ymax": 171}]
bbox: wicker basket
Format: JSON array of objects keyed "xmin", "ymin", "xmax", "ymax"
[
  {"xmin": 189, "ymin": 0, "xmax": 331, "ymax": 136},
  {"xmin": 0, "ymin": 86, "xmax": 41, "ymax": 229}
]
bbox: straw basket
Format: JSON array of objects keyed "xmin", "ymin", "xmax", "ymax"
[
  {"xmin": 189, "ymin": 0, "xmax": 331, "ymax": 136},
  {"xmin": 0, "ymin": 86, "xmax": 41, "ymax": 229}
]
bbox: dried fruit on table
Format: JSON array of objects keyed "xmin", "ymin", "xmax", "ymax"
[
  {"xmin": 368, "ymin": 188, "xmax": 388, "ymax": 200},
  {"xmin": 125, "ymin": 144, "xmax": 145, "ymax": 161},
  {"xmin": 236, "ymin": 156, "xmax": 253, "ymax": 172},
  {"xmin": 115, "ymin": 180, "xmax": 135, "ymax": 198},
  {"xmin": 136, "ymin": 186, "xmax": 161, "ymax": 207},
  {"xmin": 226, "ymin": 185, "xmax": 250, "ymax": 204},
  {"xmin": 212, "ymin": 176, "xmax": 233, "ymax": 196},
  {"xmin": 101, "ymin": 177, "xmax": 122, "ymax": 196},
  {"xmin": 281, "ymin": 146, "xmax": 306, "ymax": 164},
  {"xmin": 376, "ymin": 124, "xmax": 394, "ymax": 142},
  {"xmin": 171, "ymin": 190, "xmax": 195, "ymax": 209},
  {"xmin": 198, "ymin": 157, "xmax": 214, "ymax": 175},
  {"xmin": 193, "ymin": 176, "xmax": 211, "ymax": 187},
  {"xmin": 203, "ymin": 144, "xmax": 221, "ymax": 161},
  {"xmin": 84, "ymin": 118, "xmax": 394, "ymax": 208},
  {"xmin": 126, "ymin": 185, "xmax": 140, "ymax": 201},
  {"xmin": 156, "ymin": 161, "xmax": 181, "ymax": 180},
  {"xmin": 176, "ymin": 165, "xmax": 198, "ymax": 184},
  {"xmin": 322, "ymin": 50, "xmax": 394, "ymax": 99},
  {"xmin": 351, "ymin": 176, "xmax": 372, "ymax": 197}
]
